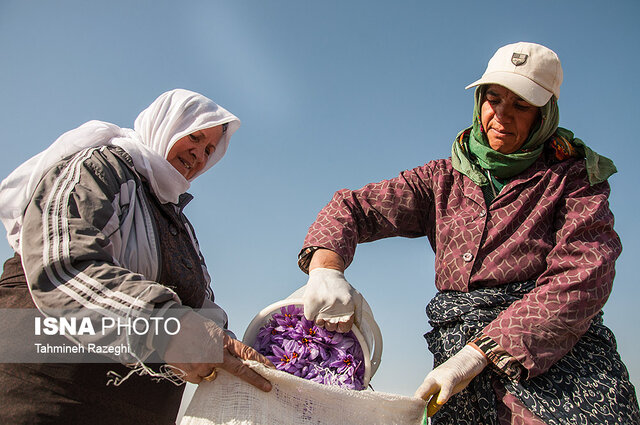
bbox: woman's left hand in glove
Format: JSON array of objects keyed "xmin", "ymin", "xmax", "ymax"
[{"xmin": 414, "ymin": 344, "xmax": 488, "ymax": 417}]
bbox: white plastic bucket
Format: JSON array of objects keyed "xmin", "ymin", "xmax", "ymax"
[{"xmin": 243, "ymin": 285, "xmax": 383, "ymax": 388}]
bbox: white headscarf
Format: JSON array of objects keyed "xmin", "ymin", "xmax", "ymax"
[{"xmin": 0, "ymin": 89, "xmax": 240, "ymax": 252}]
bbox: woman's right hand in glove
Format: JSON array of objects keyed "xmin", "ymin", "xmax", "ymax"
[{"xmin": 303, "ymin": 267, "xmax": 363, "ymax": 333}]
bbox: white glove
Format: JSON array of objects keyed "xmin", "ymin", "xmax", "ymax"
[
  {"xmin": 303, "ymin": 268, "xmax": 363, "ymax": 332},
  {"xmin": 414, "ymin": 345, "xmax": 488, "ymax": 417}
]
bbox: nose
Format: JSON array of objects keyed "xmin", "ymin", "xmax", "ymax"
[
  {"xmin": 191, "ymin": 145, "xmax": 208, "ymax": 164},
  {"xmin": 493, "ymin": 103, "xmax": 512, "ymax": 122}
]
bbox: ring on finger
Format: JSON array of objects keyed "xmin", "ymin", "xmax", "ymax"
[{"xmin": 203, "ymin": 368, "xmax": 218, "ymax": 381}]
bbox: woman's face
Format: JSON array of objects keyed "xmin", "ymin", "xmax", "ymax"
[
  {"xmin": 480, "ymin": 84, "xmax": 540, "ymax": 154},
  {"xmin": 166, "ymin": 125, "xmax": 224, "ymax": 180}
]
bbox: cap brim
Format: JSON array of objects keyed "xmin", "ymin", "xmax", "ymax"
[{"xmin": 465, "ymin": 72, "xmax": 552, "ymax": 107}]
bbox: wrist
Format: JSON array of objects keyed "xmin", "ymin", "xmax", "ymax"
[
  {"xmin": 308, "ymin": 248, "xmax": 345, "ymax": 272},
  {"xmin": 467, "ymin": 341, "xmax": 488, "ymax": 360},
  {"xmin": 461, "ymin": 344, "xmax": 489, "ymax": 370},
  {"xmin": 309, "ymin": 267, "xmax": 346, "ymax": 279}
]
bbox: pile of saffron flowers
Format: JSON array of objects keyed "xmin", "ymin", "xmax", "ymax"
[{"xmin": 253, "ymin": 305, "xmax": 366, "ymax": 390}]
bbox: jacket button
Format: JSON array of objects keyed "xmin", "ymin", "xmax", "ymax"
[
  {"xmin": 169, "ymin": 225, "xmax": 178, "ymax": 236},
  {"xmin": 462, "ymin": 252, "xmax": 474, "ymax": 262},
  {"xmin": 479, "ymin": 210, "xmax": 487, "ymax": 217}
]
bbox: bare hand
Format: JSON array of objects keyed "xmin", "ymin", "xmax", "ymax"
[
  {"xmin": 217, "ymin": 335, "xmax": 273, "ymax": 391},
  {"xmin": 164, "ymin": 310, "xmax": 272, "ymax": 392}
]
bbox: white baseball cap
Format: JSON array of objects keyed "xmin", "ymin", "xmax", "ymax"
[{"xmin": 465, "ymin": 42, "xmax": 563, "ymax": 107}]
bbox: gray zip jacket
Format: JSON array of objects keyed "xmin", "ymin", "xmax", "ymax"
[{"xmin": 20, "ymin": 145, "xmax": 223, "ymax": 363}]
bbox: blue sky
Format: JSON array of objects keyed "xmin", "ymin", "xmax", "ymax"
[{"xmin": 1, "ymin": 0, "xmax": 638, "ymax": 404}]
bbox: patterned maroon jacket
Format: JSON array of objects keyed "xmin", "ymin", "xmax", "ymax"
[{"xmin": 300, "ymin": 152, "xmax": 621, "ymax": 378}]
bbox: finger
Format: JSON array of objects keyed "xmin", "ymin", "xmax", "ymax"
[
  {"xmin": 414, "ymin": 376, "xmax": 439, "ymax": 400},
  {"xmin": 221, "ymin": 352, "xmax": 272, "ymax": 392},
  {"xmin": 303, "ymin": 302, "xmax": 320, "ymax": 323},
  {"xmin": 414, "ymin": 383, "xmax": 429, "ymax": 400},
  {"xmin": 227, "ymin": 338, "xmax": 273, "ymax": 367},
  {"xmin": 436, "ymin": 381, "xmax": 454, "ymax": 405},
  {"xmin": 168, "ymin": 363, "xmax": 208, "ymax": 384},
  {"xmin": 192, "ymin": 363, "xmax": 217, "ymax": 384},
  {"xmin": 315, "ymin": 318, "xmax": 325, "ymax": 328},
  {"xmin": 336, "ymin": 316, "xmax": 354, "ymax": 333},
  {"xmin": 324, "ymin": 320, "xmax": 338, "ymax": 332},
  {"xmin": 200, "ymin": 367, "xmax": 218, "ymax": 382}
]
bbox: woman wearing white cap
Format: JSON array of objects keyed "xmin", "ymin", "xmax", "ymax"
[
  {"xmin": 0, "ymin": 89, "xmax": 272, "ymax": 424},
  {"xmin": 297, "ymin": 42, "xmax": 640, "ymax": 423}
]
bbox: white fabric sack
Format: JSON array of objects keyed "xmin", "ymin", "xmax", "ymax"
[{"xmin": 180, "ymin": 361, "xmax": 426, "ymax": 425}]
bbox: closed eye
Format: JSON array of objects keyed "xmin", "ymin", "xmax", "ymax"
[
  {"xmin": 485, "ymin": 91, "xmax": 500, "ymax": 103},
  {"xmin": 514, "ymin": 102, "xmax": 533, "ymax": 111}
]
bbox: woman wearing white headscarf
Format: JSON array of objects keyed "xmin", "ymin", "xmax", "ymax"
[{"xmin": 0, "ymin": 89, "xmax": 271, "ymax": 424}]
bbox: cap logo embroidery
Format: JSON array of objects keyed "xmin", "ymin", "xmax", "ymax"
[{"xmin": 511, "ymin": 53, "xmax": 528, "ymax": 66}]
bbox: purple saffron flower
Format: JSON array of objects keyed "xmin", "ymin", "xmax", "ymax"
[
  {"xmin": 273, "ymin": 305, "xmax": 302, "ymax": 329},
  {"xmin": 267, "ymin": 340, "xmax": 304, "ymax": 374},
  {"xmin": 289, "ymin": 319, "xmax": 332, "ymax": 360},
  {"xmin": 329, "ymin": 353, "xmax": 357, "ymax": 375},
  {"xmin": 255, "ymin": 319, "xmax": 284, "ymax": 351},
  {"xmin": 254, "ymin": 304, "xmax": 367, "ymax": 390}
]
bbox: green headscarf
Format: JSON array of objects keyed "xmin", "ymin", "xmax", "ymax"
[{"xmin": 451, "ymin": 86, "xmax": 617, "ymax": 186}]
